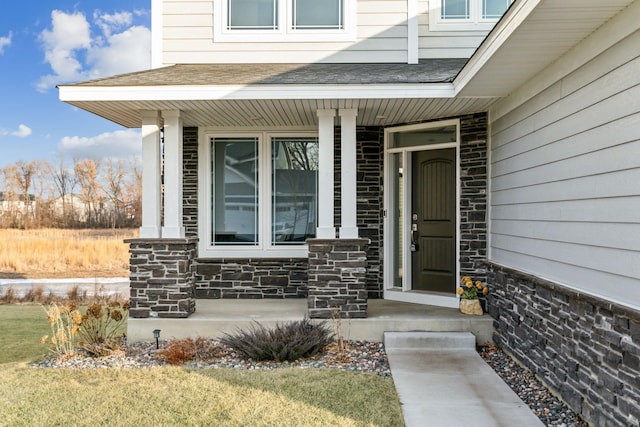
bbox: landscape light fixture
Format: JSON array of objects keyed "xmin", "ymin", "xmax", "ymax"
[{"xmin": 153, "ymin": 329, "xmax": 161, "ymax": 349}]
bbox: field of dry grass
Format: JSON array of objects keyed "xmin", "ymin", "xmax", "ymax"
[{"xmin": 0, "ymin": 228, "xmax": 137, "ymax": 279}]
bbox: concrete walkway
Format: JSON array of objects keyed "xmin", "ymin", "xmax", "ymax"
[{"xmin": 384, "ymin": 332, "xmax": 544, "ymax": 427}]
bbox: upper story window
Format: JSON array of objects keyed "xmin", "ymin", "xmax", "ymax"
[
  {"xmin": 215, "ymin": 0, "xmax": 354, "ymax": 42},
  {"xmin": 227, "ymin": 0, "xmax": 278, "ymax": 30},
  {"xmin": 292, "ymin": 0, "xmax": 343, "ymax": 30},
  {"xmin": 431, "ymin": 0, "xmax": 513, "ymax": 31}
]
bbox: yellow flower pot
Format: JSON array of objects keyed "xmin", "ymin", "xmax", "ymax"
[{"xmin": 459, "ymin": 299, "xmax": 483, "ymax": 315}]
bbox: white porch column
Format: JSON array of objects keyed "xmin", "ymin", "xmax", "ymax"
[
  {"xmin": 139, "ymin": 111, "xmax": 162, "ymax": 238},
  {"xmin": 161, "ymin": 110, "xmax": 185, "ymax": 238},
  {"xmin": 316, "ymin": 109, "xmax": 336, "ymax": 238},
  {"xmin": 339, "ymin": 108, "xmax": 359, "ymax": 238}
]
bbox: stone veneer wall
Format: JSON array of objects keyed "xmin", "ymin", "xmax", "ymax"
[
  {"xmin": 486, "ymin": 262, "xmax": 640, "ymax": 427},
  {"xmin": 307, "ymin": 238, "xmax": 369, "ymax": 319},
  {"xmin": 458, "ymin": 112, "xmax": 488, "ymax": 281},
  {"xmin": 194, "ymin": 258, "xmax": 308, "ymax": 299}
]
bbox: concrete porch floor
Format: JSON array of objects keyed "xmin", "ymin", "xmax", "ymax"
[{"xmin": 128, "ymin": 299, "xmax": 494, "ymax": 345}]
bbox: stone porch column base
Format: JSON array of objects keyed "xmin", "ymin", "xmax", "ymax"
[
  {"xmin": 125, "ymin": 238, "xmax": 197, "ymax": 318},
  {"xmin": 307, "ymin": 238, "xmax": 370, "ymax": 319}
]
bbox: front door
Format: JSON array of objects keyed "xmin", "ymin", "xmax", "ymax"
[{"xmin": 410, "ymin": 148, "xmax": 456, "ymax": 294}]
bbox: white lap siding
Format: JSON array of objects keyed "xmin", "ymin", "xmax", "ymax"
[
  {"xmin": 161, "ymin": 0, "xmax": 408, "ymax": 64},
  {"xmin": 488, "ymin": 24, "xmax": 640, "ymax": 308}
]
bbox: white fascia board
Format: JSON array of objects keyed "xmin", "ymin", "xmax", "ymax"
[
  {"xmin": 58, "ymin": 83, "xmax": 455, "ymax": 102},
  {"xmin": 452, "ymin": 0, "xmax": 542, "ymax": 96}
]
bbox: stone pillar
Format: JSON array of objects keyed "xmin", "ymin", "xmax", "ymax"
[
  {"xmin": 125, "ymin": 238, "xmax": 197, "ymax": 318},
  {"xmin": 307, "ymin": 238, "xmax": 369, "ymax": 318}
]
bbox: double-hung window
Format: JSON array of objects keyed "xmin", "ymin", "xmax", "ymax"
[
  {"xmin": 201, "ymin": 131, "xmax": 319, "ymax": 257},
  {"xmin": 431, "ymin": 0, "xmax": 513, "ymax": 31},
  {"xmin": 215, "ymin": 0, "xmax": 354, "ymax": 42}
]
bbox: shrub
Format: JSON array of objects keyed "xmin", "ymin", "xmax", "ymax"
[
  {"xmin": 220, "ymin": 319, "xmax": 333, "ymax": 362},
  {"xmin": 157, "ymin": 337, "xmax": 225, "ymax": 365},
  {"xmin": 78, "ymin": 301, "xmax": 129, "ymax": 356},
  {"xmin": 158, "ymin": 339, "xmax": 197, "ymax": 365},
  {"xmin": 40, "ymin": 302, "xmax": 83, "ymax": 358}
]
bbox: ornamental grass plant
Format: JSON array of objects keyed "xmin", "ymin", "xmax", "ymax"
[{"xmin": 220, "ymin": 318, "xmax": 333, "ymax": 362}]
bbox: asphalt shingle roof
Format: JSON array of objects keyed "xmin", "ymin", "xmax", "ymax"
[{"xmin": 68, "ymin": 59, "xmax": 467, "ymax": 87}]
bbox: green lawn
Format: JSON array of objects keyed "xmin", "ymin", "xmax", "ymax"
[
  {"xmin": 0, "ymin": 304, "xmax": 51, "ymax": 364},
  {"xmin": 0, "ymin": 305, "xmax": 404, "ymax": 427}
]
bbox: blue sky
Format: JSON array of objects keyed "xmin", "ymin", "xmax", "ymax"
[{"xmin": 0, "ymin": 1, "xmax": 152, "ymax": 169}]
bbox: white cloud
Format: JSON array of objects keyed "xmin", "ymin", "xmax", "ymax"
[
  {"xmin": 0, "ymin": 124, "xmax": 32, "ymax": 138},
  {"xmin": 86, "ymin": 25, "xmax": 151, "ymax": 78},
  {"xmin": 58, "ymin": 129, "xmax": 142, "ymax": 160},
  {"xmin": 37, "ymin": 9, "xmax": 150, "ymax": 92},
  {"xmin": 93, "ymin": 10, "xmax": 132, "ymax": 37},
  {"xmin": 12, "ymin": 125, "xmax": 32, "ymax": 138},
  {"xmin": 0, "ymin": 32, "xmax": 12, "ymax": 55}
]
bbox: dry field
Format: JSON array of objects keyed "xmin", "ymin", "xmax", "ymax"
[{"xmin": 0, "ymin": 228, "xmax": 137, "ymax": 279}]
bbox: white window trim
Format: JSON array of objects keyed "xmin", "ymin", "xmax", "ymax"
[
  {"xmin": 198, "ymin": 128, "xmax": 319, "ymax": 259},
  {"xmin": 213, "ymin": 0, "xmax": 356, "ymax": 42},
  {"xmin": 429, "ymin": 0, "xmax": 511, "ymax": 32}
]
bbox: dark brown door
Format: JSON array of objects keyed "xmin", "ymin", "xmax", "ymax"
[{"xmin": 411, "ymin": 148, "xmax": 456, "ymax": 294}]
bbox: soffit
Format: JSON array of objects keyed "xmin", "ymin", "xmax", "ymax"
[
  {"xmin": 64, "ymin": 97, "xmax": 498, "ymax": 128},
  {"xmin": 457, "ymin": 0, "xmax": 636, "ymax": 97}
]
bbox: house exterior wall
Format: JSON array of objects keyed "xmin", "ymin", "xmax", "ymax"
[
  {"xmin": 487, "ymin": 9, "xmax": 640, "ymax": 426},
  {"xmin": 159, "ymin": 0, "xmax": 495, "ymax": 65},
  {"xmin": 417, "ymin": 0, "xmax": 489, "ymax": 59},
  {"xmin": 488, "ymin": 27, "xmax": 640, "ymax": 309}
]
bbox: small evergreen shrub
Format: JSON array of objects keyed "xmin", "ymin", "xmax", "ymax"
[{"xmin": 220, "ymin": 319, "xmax": 333, "ymax": 362}]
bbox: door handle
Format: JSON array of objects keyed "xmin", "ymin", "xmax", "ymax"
[{"xmin": 410, "ymin": 224, "xmax": 419, "ymax": 252}]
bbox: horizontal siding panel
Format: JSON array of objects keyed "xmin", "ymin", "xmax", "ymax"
[
  {"xmin": 492, "ymin": 219, "xmax": 640, "ymax": 252},
  {"xmin": 418, "ymin": 35, "xmax": 486, "ymax": 48},
  {"xmin": 358, "ymin": 13, "xmax": 408, "ymax": 26},
  {"xmin": 491, "ymin": 137, "xmax": 640, "ymax": 191},
  {"xmin": 490, "ymin": 248, "xmax": 640, "ymax": 307},
  {"xmin": 492, "ymin": 57, "xmax": 640, "ymax": 149},
  {"xmin": 358, "ymin": 1, "xmax": 407, "ymax": 13},
  {"xmin": 358, "ymin": 25, "xmax": 407, "ymax": 38},
  {"xmin": 163, "ymin": 27, "xmax": 212, "ymax": 39},
  {"xmin": 492, "ymin": 167, "xmax": 640, "ymax": 205},
  {"xmin": 491, "ymin": 31, "xmax": 640, "ymax": 135},
  {"xmin": 163, "ymin": 38, "xmax": 405, "ymax": 52},
  {"xmin": 418, "ymin": 48, "xmax": 476, "ymax": 59},
  {"xmin": 164, "ymin": 50, "xmax": 408, "ymax": 63},
  {"xmin": 491, "ymin": 234, "xmax": 640, "ymax": 280},
  {"xmin": 163, "ymin": 1, "xmax": 213, "ymax": 14},
  {"xmin": 163, "ymin": 14, "xmax": 213, "ymax": 27},
  {"xmin": 492, "ymin": 113, "xmax": 640, "ymax": 179},
  {"xmin": 491, "ymin": 83, "xmax": 640, "ymax": 161},
  {"xmin": 491, "ymin": 196, "xmax": 640, "ymax": 224}
]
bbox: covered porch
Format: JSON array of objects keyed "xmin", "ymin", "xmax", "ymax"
[
  {"xmin": 127, "ymin": 298, "xmax": 494, "ymax": 344},
  {"xmin": 59, "ymin": 61, "xmax": 496, "ymax": 321}
]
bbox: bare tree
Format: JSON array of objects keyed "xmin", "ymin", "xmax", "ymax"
[
  {"xmin": 48, "ymin": 158, "xmax": 78, "ymax": 227},
  {"xmin": 103, "ymin": 158, "xmax": 127, "ymax": 227},
  {"xmin": 74, "ymin": 159, "xmax": 103, "ymax": 227}
]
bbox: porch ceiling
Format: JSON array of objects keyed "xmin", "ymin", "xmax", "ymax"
[{"xmin": 62, "ymin": 97, "xmax": 498, "ymax": 128}]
